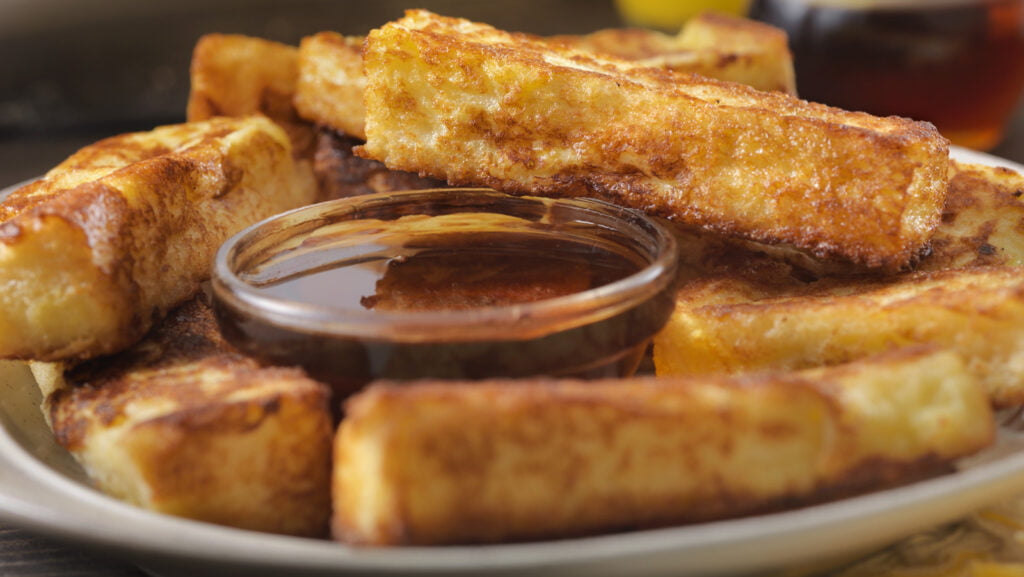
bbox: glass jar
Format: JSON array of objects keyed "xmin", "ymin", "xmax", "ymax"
[{"xmin": 749, "ymin": 0, "xmax": 1024, "ymax": 150}]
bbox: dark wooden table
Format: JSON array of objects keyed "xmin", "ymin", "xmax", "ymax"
[
  {"xmin": 2, "ymin": 2, "xmax": 1024, "ymax": 573},
  {"xmin": 0, "ymin": 527, "xmax": 145, "ymax": 577}
]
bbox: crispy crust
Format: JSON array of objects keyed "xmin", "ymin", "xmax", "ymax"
[
  {"xmin": 358, "ymin": 10, "xmax": 949, "ymax": 270},
  {"xmin": 187, "ymin": 34, "xmax": 441, "ymax": 201},
  {"xmin": 655, "ymin": 162, "xmax": 1024, "ymax": 406},
  {"xmin": 45, "ymin": 297, "xmax": 333, "ymax": 537},
  {"xmin": 186, "ymin": 33, "xmax": 315, "ymax": 157},
  {"xmin": 295, "ymin": 14, "xmax": 795, "ymax": 141},
  {"xmin": 550, "ymin": 12, "xmax": 796, "ymax": 94},
  {"xmin": 294, "ymin": 32, "xmax": 369, "ymax": 141},
  {"xmin": 921, "ymin": 161, "xmax": 1024, "ymax": 271},
  {"xmin": 0, "ymin": 116, "xmax": 317, "ymax": 361},
  {"xmin": 333, "ymin": 347, "xmax": 992, "ymax": 545},
  {"xmin": 655, "ymin": 265, "xmax": 1024, "ymax": 407},
  {"xmin": 664, "ymin": 159, "xmax": 1024, "ymax": 306}
]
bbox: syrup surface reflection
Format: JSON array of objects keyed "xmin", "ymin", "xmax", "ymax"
[
  {"xmin": 212, "ymin": 191, "xmax": 679, "ymax": 397},
  {"xmin": 256, "ymin": 228, "xmax": 640, "ymax": 313}
]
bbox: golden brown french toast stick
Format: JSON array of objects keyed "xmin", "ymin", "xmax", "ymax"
[
  {"xmin": 41, "ymin": 297, "xmax": 333, "ymax": 537},
  {"xmin": 663, "ymin": 159, "xmax": 1024, "ymax": 307},
  {"xmin": 294, "ymin": 32, "xmax": 368, "ymax": 141},
  {"xmin": 0, "ymin": 116, "xmax": 317, "ymax": 361},
  {"xmin": 655, "ymin": 265, "xmax": 1024, "ymax": 406},
  {"xmin": 551, "ymin": 12, "xmax": 796, "ymax": 94},
  {"xmin": 187, "ymin": 34, "xmax": 300, "ymax": 127},
  {"xmin": 333, "ymin": 348, "xmax": 991, "ymax": 545},
  {"xmin": 920, "ymin": 161, "xmax": 1024, "ymax": 272},
  {"xmin": 186, "ymin": 33, "xmax": 315, "ymax": 156},
  {"xmin": 296, "ymin": 14, "xmax": 795, "ymax": 140},
  {"xmin": 359, "ymin": 10, "xmax": 949, "ymax": 269}
]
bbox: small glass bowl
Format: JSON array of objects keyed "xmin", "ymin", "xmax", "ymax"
[{"xmin": 211, "ymin": 188, "xmax": 679, "ymax": 395}]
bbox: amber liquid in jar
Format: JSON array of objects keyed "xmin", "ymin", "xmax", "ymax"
[
  {"xmin": 257, "ymin": 231, "xmax": 636, "ymax": 313},
  {"xmin": 216, "ymin": 229, "xmax": 675, "ymax": 395},
  {"xmin": 750, "ymin": 0, "xmax": 1024, "ymax": 150}
]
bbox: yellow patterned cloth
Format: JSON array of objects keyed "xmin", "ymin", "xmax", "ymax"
[{"xmin": 830, "ymin": 496, "xmax": 1024, "ymax": 576}]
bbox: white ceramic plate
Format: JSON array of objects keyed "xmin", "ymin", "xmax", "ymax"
[{"xmin": 1, "ymin": 147, "xmax": 1023, "ymax": 577}]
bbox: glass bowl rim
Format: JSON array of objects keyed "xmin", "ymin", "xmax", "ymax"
[{"xmin": 211, "ymin": 188, "xmax": 679, "ymax": 342}]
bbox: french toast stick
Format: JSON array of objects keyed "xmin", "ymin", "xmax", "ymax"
[
  {"xmin": 550, "ymin": 12, "xmax": 796, "ymax": 94},
  {"xmin": 666, "ymin": 159, "xmax": 1024, "ymax": 307},
  {"xmin": 295, "ymin": 13, "xmax": 795, "ymax": 142},
  {"xmin": 294, "ymin": 32, "xmax": 369, "ymax": 141},
  {"xmin": 920, "ymin": 161, "xmax": 1024, "ymax": 272},
  {"xmin": 654, "ymin": 266, "xmax": 1024, "ymax": 407},
  {"xmin": 0, "ymin": 116, "xmax": 317, "ymax": 361},
  {"xmin": 188, "ymin": 33, "xmax": 442, "ymax": 199},
  {"xmin": 38, "ymin": 296, "xmax": 333, "ymax": 537},
  {"xmin": 334, "ymin": 347, "xmax": 992, "ymax": 545},
  {"xmin": 358, "ymin": 10, "xmax": 949, "ymax": 270},
  {"xmin": 186, "ymin": 33, "xmax": 314, "ymax": 156},
  {"xmin": 654, "ymin": 161, "xmax": 1024, "ymax": 397}
]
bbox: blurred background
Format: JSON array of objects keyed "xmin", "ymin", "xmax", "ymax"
[
  {"xmin": 2, "ymin": 0, "xmax": 1024, "ymax": 187},
  {"xmin": 0, "ymin": 0, "xmax": 625, "ymax": 185}
]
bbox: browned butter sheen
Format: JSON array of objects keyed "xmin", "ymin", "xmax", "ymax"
[{"xmin": 215, "ymin": 230, "xmax": 675, "ymax": 396}]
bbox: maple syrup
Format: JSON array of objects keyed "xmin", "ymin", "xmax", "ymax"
[
  {"xmin": 750, "ymin": 0, "xmax": 1024, "ymax": 150},
  {"xmin": 212, "ymin": 189, "xmax": 679, "ymax": 396}
]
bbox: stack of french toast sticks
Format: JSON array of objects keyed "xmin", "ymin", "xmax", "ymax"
[{"xmin": 2, "ymin": 8, "xmax": 1020, "ymax": 545}]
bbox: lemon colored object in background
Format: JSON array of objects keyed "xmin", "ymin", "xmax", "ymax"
[{"xmin": 615, "ymin": 0, "xmax": 750, "ymax": 29}]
